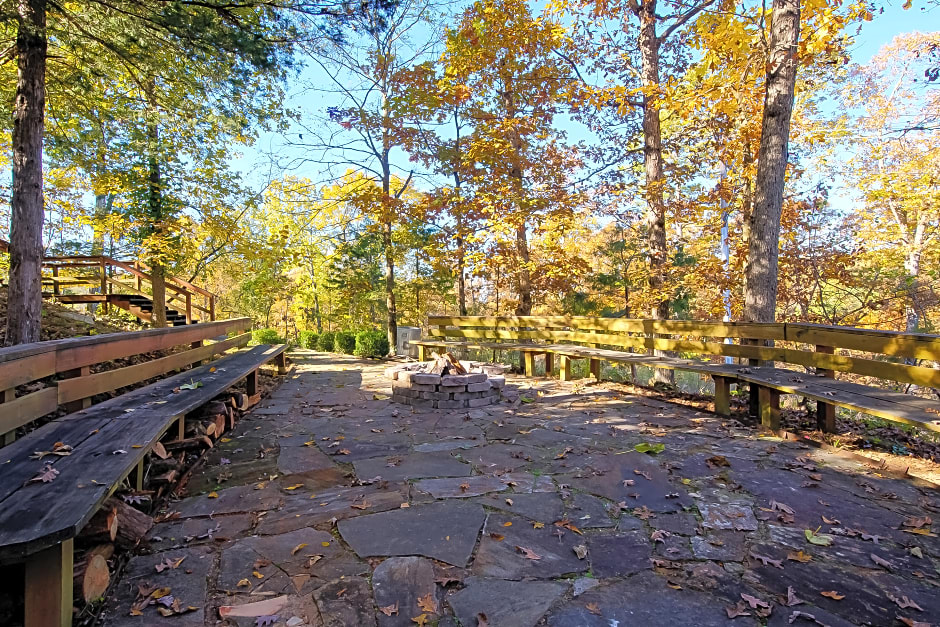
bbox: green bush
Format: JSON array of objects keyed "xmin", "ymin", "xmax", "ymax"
[
  {"xmin": 317, "ymin": 331, "xmax": 336, "ymax": 352},
  {"xmin": 251, "ymin": 328, "xmax": 283, "ymax": 345},
  {"xmin": 334, "ymin": 331, "xmax": 356, "ymax": 354},
  {"xmin": 354, "ymin": 329, "xmax": 390, "ymax": 359},
  {"xmin": 297, "ymin": 330, "xmax": 319, "ymax": 349}
]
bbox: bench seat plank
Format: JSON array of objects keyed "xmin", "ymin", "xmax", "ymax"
[
  {"xmin": 736, "ymin": 367, "xmax": 940, "ymax": 432},
  {"xmin": 0, "ymin": 343, "xmax": 286, "ymax": 561}
]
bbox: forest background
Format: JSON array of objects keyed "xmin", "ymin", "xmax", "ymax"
[{"xmin": 0, "ymin": 0, "xmax": 937, "ymax": 351}]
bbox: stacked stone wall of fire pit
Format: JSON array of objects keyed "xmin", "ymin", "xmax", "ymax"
[{"xmin": 387, "ymin": 368, "xmax": 505, "ymax": 409}]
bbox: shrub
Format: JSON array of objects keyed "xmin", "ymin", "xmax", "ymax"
[
  {"xmin": 251, "ymin": 328, "xmax": 283, "ymax": 345},
  {"xmin": 334, "ymin": 331, "xmax": 356, "ymax": 354},
  {"xmin": 297, "ymin": 330, "xmax": 319, "ymax": 349},
  {"xmin": 354, "ymin": 329, "xmax": 390, "ymax": 359},
  {"xmin": 317, "ymin": 331, "xmax": 336, "ymax": 352}
]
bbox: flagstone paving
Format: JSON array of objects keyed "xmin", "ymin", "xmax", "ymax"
[{"xmin": 99, "ymin": 350, "xmax": 940, "ymax": 626}]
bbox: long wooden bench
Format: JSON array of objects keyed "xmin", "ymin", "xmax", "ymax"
[
  {"xmin": 0, "ymin": 319, "xmax": 287, "ymax": 626},
  {"xmin": 415, "ymin": 316, "xmax": 940, "ymax": 434}
]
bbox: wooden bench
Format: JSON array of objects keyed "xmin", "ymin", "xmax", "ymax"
[
  {"xmin": 0, "ymin": 319, "xmax": 287, "ymax": 626},
  {"xmin": 415, "ymin": 316, "xmax": 940, "ymax": 434}
]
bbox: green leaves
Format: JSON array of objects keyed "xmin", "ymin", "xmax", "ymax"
[
  {"xmin": 634, "ymin": 442, "xmax": 665, "ymax": 455},
  {"xmin": 804, "ymin": 528, "xmax": 833, "ymax": 546}
]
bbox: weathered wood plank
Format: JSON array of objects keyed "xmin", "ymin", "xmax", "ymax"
[
  {"xmin": 24, "ymin": 538, "xmax": 73, "ymax": 627},
  {"xmin": 0, "ymin": 349, "xmax": 56, "ymax": 389},
  {"xmin": 0, "ymin": 388, "xmax": 59, "ymax": 434},
  {"xmin": 57, "ymin": 332, "xmax": 251, "ymax": 404},
  {"xmin": 786, "ymin": 323, "xmax": 940, "ymax": 360}
]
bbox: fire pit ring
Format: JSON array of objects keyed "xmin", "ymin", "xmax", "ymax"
[{"xmin": 384, "ymin": 353, "xmax": 506, "ymax": 409}]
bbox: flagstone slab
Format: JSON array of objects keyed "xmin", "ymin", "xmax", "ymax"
[
  {"xmin": 218, "ymin": 527, "xmax": 349, "ymax": 590},
  {"xmin": 175, "ymin": 482, "xmax": 283, "ymax": 518},
  {"xmin": 414, "ymin": 439, "xmax": 481, "ymax": 453},
  {"xmin": 691, "ymin": 531, "xmax": 748, "ymax": 562},
  {"xmin": 472, "ymin": 512, "xmax": 588, "ymax": 579},
  {"xmin": 698, "ymin": 501, "xmax": 758, "ymax": 531},
  {"xmin": 100, "ymin": 545, "xmax": 214, "ymax": 627},
  {"xmin": 414, "ymin": 475, "xmax": 509, "ymax": 498},
  {"xmin": 313, "ymin": 576, "xmax": 377, "ymax": 627},
  {"xmin": 448, "ymin": 577, "xmax": 566, "ymax": 627},
  {"xmin": 566, "ymin": 493, "xmax": 615, "ymax": 529},
  {"xmin": 148, "ymin": 513, "xmax": 253, "ymax": 548},
  {"xmin": 546, "ymin": 572, "xmax": 737, "ymax": 627},
  {"xmin": 372, "ymin": 557, "xmax": 437, "ymax": 627},
  {"xmin": 462, "ymin": 443, "xmax": 542, "ymax": 473},
  {"xmin": 563, "ymin": 453, "xmax": 692, "ymax": 512},
  {"xmin": 353, "ymin": 451, "xmax": 471, "ymax": 482},
  {"xmin": 475, "ymin": 492, "xmax": 566, "ymax": 523},
  {"xmin": 587, "ymin": 531, "xmax": 651, "ymax": 577},
  {"xmin": 338, "ymin": 501, "xmax": 485, "ymax": 566},
  {"xmin": 277, "ymin": 442, "xmax": 340, "ymax": 475},
  {"xmin": 256, "ymin": 484, "xmax": 407, "ymax": 535},
  {"xmin": 497, "ymin": 471, "xmax": 556, "ymax": 493}
]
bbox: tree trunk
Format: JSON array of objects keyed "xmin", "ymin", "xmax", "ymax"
[
  {"xmin": 637, "ymin": 1, "xmax": 673, "ymax": 383},
  {"xmin": 6, "ymin": 0, "xmax": 47, "ymax": 346},
  {"xmin": 382, "ymin": 219, "xmax": 397, "ymax": 354},
  {"xmin": 514, "ymin": 223, "xmax": 533, "ymax": 316},
  {"xmin": 744, "ymin": 0, "xmax": 801, "ymax": 323}
]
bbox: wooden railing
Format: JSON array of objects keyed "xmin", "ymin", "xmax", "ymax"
[
  {"xmin": 0, "ymin": 317, "xmax": 252, "ymax": 446},
  {"xmin": 40, "ymin": 254, "xmax": 216, "ymax": 322},
  {"xmin": 425, "ymin": 316, "xmax": 940, "ymax": 389}
]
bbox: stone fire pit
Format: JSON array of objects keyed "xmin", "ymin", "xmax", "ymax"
[{"xmin": 385, "ymin": 356, "xmax": 506, "ymax": 409}]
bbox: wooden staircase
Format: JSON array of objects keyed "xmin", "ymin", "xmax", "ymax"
[{"xmin": 97, "ymin": 294, "xmax": 193, "ymax": 326}]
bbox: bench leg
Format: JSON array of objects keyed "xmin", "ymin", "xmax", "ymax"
[
  {"xmin": 559, "ymin": 356, "xmax": 572, "ymax": 382},
  {"xmin": 544, "ymin": 353, "xmax": 553, "ymax": 377},
  {"xmin": 589, "ymin": 358, "xmax": 602, "ymax": 381},
  {"xmin": 523, "ymin": 351, "xmax": 534, "ymax": 377},
  {"xmin": 177, "ymin": 415, "xmax": 186, "ymax": 440},
  {"xmin": 25, "ymin": 539, "xmax": 73, "ymax": 627},
  {"xmin": 418, "ymin": 345, "xmax": 427, "ymax": 361},
  {"xmin": 758, "ymin": 386, "xmax": 780, "ymax": 431},
  {"xmin": 276, "ymin": 352, "xmax": 288, "ymax": 375},
  {"xmin": 713, "ymin": 375, "xmax": 731, "ymax": 416},
  {"xmin": 246, "ymin": 368, "xmax": 259, "ymax": 397},
  {"xmin": 132, "ymin": 458, "xmax": 144, "ymax": 491},
  {"xmin": 748, "ymin": 383, "xmax": 760, "ymax": 418},
  {"xmin": 817, "ymin": 401, "xmax": 835, "ymax": 433}
]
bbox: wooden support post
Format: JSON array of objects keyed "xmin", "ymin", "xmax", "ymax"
[
  {"xmin": 559, "ymin": 355, "xmax": 572, "ymax": 382},
  {"xmin": 25, "ymin": 539, "xmax": 74, "ymax": 627},
  {"xmin": 246, "ymin": 368, "xmax": 259, "ymax": 397},
  {"xmin": 63, "ymin": 367, "xmax": 92, "ymax": 413},
  {"xmin": 100, "ymin": 259, "xmax": 108, "ymax": 314},
  {"xmin": 132, "ymin": 458, "xmax": 144, "ymax": 491},
  {"xmin": 190, "ymin": 340, "xmax": 204, "ymax": 367},
  {"xmin": 815, "ymin": 345, "xmax": 836, "ymax": 433},
  {"xmin": 185, "ymin": 292, "xmax": 192, "ymax": 324},
  {"xmin": 417, "ymin": 345, "xmax": 427, "ymax": 362},
  {"xmin": 209, "ymin": 295, "xmax": 216, "ymax": 321},
  {"xmin": 758, "ymin": 386, "xmax": 780, "ymax": 431},
  {"xmin": 712, "ymin": 375, "xmax": 731, "ymax": 416},
  {"xmin": 544, "ymin": 352, "xmax": 553, "ymax": 377},
  {"xmin": 52, "ymin": 266, "xmax": 60, "ymax": 296},
  {"xmin": 135, "ymin": 261, "xmax": 142, "ymax": 293},
  {"xmin": 177, "ymin": 415, "xmax": 186, "ymax": 440},
  {"xmin": 748, "ymin": 384, "xmax": 759, "ymax": 418},
  {"xmin": 276, "ymin": 352, "xmax": 288, "ymax": 375},
  {"xmin": 1, "ymin": 387, "xmax": 16, "ymax": 445},
  {"xmin": 523, "ymin": 351, "xmax": 534, "ymax": 377},
  {"xmin": 589, "ymin": 358, "xmax": 602, "ymax": 381}
]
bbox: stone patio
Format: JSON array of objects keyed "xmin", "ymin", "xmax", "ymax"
[{"xmin": 99, "ymin": 350, "xmax": 940, "ymax": 626}]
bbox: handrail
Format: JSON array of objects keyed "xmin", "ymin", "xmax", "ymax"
[{"xmin": 43, "ymin": 254, "xmax": 216, "ymax": 300}]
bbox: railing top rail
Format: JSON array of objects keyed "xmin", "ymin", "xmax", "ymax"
[
  {"xmin": 40, "ymin": 254, "xmax": 216, "ymax": 300},
  {"xmin": 0, "ymin": 317, "xmax": 251, "ymax": 370}
]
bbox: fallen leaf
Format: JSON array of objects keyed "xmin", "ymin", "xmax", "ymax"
[
  {"xmin": 786, "ymin": 586, "xmax": 805, "ymax": 606},
  {"xmin": 28, "ymin": 464, "xmax": 59, "ymax": 484},
  {"xmin": 634, "ymin": 442, "xmax": 665, "ymax": 455},
  {"xmin": 554, "ymin": 519, "xmax": 583, "ymax": 535},
  {"xmin": 750, "ymin": 551, "xmax": 783, "ymax": 569},
  {"xmin": 634, "ymin": 505, "xmax": 654, "ymax": 520},
  {"xmin": 412, "ymin": 613, "xmax": 429, "ymax": 626},
  {"xmin": 207, "ymin": 491, "xmax": 219, "ymax": 499},
  {"xmin": 252, "ymin": 571, "xmax": 264, "ymax": 579},
  {"xmin": 706, "ymin": 455, "xmax": 731, "ymax": 468},
  {"xmin": 379, "ymin": 602, "xmax": 399, "ymax": 616},
  {"xmin": 821, "ymin": 515, "xmax": 840, "ymax": 525},
  {"xmin": 573, "ymin": 544, "xmax": 588, "ymax": 559},
  {"xmin": 741, "ymin": 593, "xmax": 771, "ymax": 610},
  {"xmin": 417, "ymin": 592, "xmax": 438, "ymax": 613},
  {"xmin": 237, "ymin": 578, "xmax": 251, "ymax": 587},
  {"xmin": 805, "ymin": 528, "xmax": 833, "ymax": 546},
  {"xmin": 154, "ymin": 556, "xmax": 186, "ymax": 572},
  {"xmin": 787, "ymin": 550, "xmax": 813, "ymax": 563},
  {"xmin": 351, "ymin": 500, "xmax": 371, "ymax": 510},
  {"xmin": 634, "ymin": 469, "xmax": 652, "ymax": 480},
  {"xmin": 285, "ymin": 484, "xmax": 304, "ymax": 491},
  {"xmin": 725, "ymin": 601, "xmax": 751, "ymax": 618},
  {"xmin": 505, "ymin": 498, "xmax": 514, "ymax": 506},
  {"xmin": 910, "ymin": 546, "xmax": 923, "ymax": 559},
  {"xmin": 897, "ymin": 617, "xmax": 931, "ymax": 627},
  {"xmin": 219, "ymin": 596, "xmax": 289, "ymax": 618},
  {"xmin": 476, "ymin": 612, "xmax": 489, "ymax": 626},
  {"xmin": 888, "ymin": 594, "xmax": 923, "ymax": 611},
  {"xmin": 820, "ymin": 590, "xmax": 844, "ymax": 600},
  {"xmin": 489, "ymin": 533, "xmax": 505, "ymax": 541},
  {"xmin": 515, "ymin": 545, "xmax": 541, "ymax": 560},
  {"xmin": 586, "ymin": 602, "xmax": 602, "ymax": 615},
  {"xmin": 532, "ymin": 522, "xmax": 545, "ymax": 529},
  {"xmin": 291, "ymin": 543, "xmax": 308, "ymax": 556},
  {"xmin": 901, "ymin": 516, "xmax": 932, "ymax": 529},
  {"xmin": 502, "ymin": 521, "xmax": 512, "ymax": 527}
]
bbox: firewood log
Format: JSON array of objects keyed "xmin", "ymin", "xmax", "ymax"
[
  {"xmin": 165, "ymin": 436, "xmax": 214, "ymax": 451},
  {"xmin": 105, "ymin": 497, "xmax": 154, "ymax": 550},
  {"xmin": 73, "ymin": 553, "xmax": 109, "ymax": 603},
  {"xmin": 79, "ymin": 505, "xmax": 118, "ymax": 544}
]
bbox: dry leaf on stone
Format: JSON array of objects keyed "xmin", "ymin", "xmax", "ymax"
[
  {"xmin": 740, "ymin": 593, "xmax": 771, "ymax": 611},
  {"xmin": 155, "ymin": 556, "xmax": 185, "ymax": 572},
  {"xmin": 554, "ymin": 519, "xmax": 583, "ymax": 535},
  {"xmin": 901, "ymin": 516, "xmax": 932, "ymax": 529},
  {"xmin": 897, "ymin": 617, "xmax": 930, "ymax": 627},
  {"xmin": 634, "ymin": 469, "xmax": 652, "ymax": 481},
  {"xmin": 888, "ymin": 594, "xmax": 924, "ymax": 611},
  {"xmin": 351, "ymin": 500, "xmax": 371, "ymax": 510},
  {"xmin": 650, "ymin": 529, "xmax": 670, "ymax": 543},
  {"xmin": 725, "ymin": 601, "xmax": 751, "ymax": 618},
  {"xmin": 634, "ymin": 506, "xmax": 654, "ymax": 520},
  {"xmin": 573, "ymin": 544, "xmax": 588, "ymax": 559},
  {"xmin": 706, "ymin": 455, "xmax": 731, "ymax": 468},
  {"xmin": 417, "ymin": 593, "xmax": 438, "ymax": 614},
  {"xmin": 476, "ymin": 612, "xmax": 489, "ymax": 626},
  {"xmin": 750, "ymin": 552, "xmax": 783, "ymax": 569},
  {"xmin": 412, "ymin": 613, "xmax": 429, "ymax": 626},
  {"xmin": 379, "ymin": 602, "xmax": 399, "ymax": 616},
  {"xmin": 291, "ymin": 543, "xmax": 308, "ymax": 555},
  {"xmin": 786, "ymin": 586, "xmax": 805, "ymax": 607},
  {"xmin": 871, "ymin": 553, "xmax": 894, "ymax": 571},
  {"xmin": 516, "ymin": 545, "xmax": 541, "ymax": 560},
  {"xmin": 787, "ymin": 550, "xmax": 813, "ymax": 563},
  {"xmin": 820, "ymin": 590, "xmax": 845, "ymax": 600},
  {"xmin": 586, "ymin": 602, "xmax": 602, "ymax": 615}
]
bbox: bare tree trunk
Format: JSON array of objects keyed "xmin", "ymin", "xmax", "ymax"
[
  {"xmin": 6, "ymin": 0, "xmax": 46, "ymax": 346},
  {"xmin": 637, "ymin": 0, "xmax": 673, "ymax": 383},
  {"xmin": 744, "ymin": 0, "xmax": 800, "ymax": 323},
  {"xmin": 145, "ymin": 105, "xmax": 167, "ymax": 328},
  {"xmin": 514, "ymin": 223, "xmax": 533, "ymax": 316},
  {"xmin": 383, "ymin": 219, "xmax": 397, "ymax": 354}
]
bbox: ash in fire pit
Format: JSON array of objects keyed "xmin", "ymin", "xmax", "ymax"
[{"xmin": 385, "ymin": 352, "xmax": 506, "ymax": 409}]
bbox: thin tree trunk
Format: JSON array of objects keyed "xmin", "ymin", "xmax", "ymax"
[
  {"xmin": 6, "ymin": 0, "xmax": 46, "ymax": 346},
  {"xmin": 744, "ymin": 0, "xmax": 801, "ymax": 323},
  {"xmin": 637, "ymin": 1, "xmax": 673, "ymax": 383},
  {"xmin": 145, "ymin": 102, "xmax": 168, "ymax": 328},
  {"xmin": 514, "ymin": 223, "xmax": 533, "ymax": 315},
  {"xmin": 383, "ymin": 219, "xmax": 397, "ymax": 354}
]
